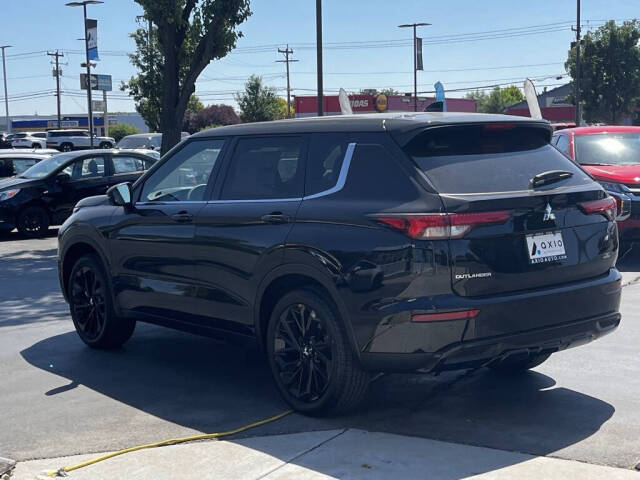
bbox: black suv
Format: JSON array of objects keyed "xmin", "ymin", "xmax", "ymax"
[
  {"xmin": 58, "ymin": 113, "xmax": 622, "ymax": 414},
  {"xmin": 0, "ymin": 149, "xmax": 155, "ymax": 236}
]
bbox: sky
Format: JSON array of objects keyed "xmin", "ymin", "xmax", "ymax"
[{"xmin": 1, "ymin": 0, "xmax": 639, "ymax": 117}]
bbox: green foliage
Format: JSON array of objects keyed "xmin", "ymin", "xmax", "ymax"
[
  {"xmin": 109, "ymin": 123, "xmax": 141, "ymax": 142},
  {"xmin": 359, "ymin": 88, "xmax": 400, "ymax": 96},
  {"xmin": 124, "ymin": 1, "xmax": 252, "ymax": 153},
  {"xmin": 566, "ymin": 20, "xmax": 640, "ymax": 124},
  {"xmin": 235, "ymin": 75, "xmax": 281, "ymax": 123},
  {"xmin": 121, "ymin": 20, "xmax": 163, "ymax": 131},
  {"xmin": 187, "ymin": 94, "xmax": 205, "ymax": 114},
  {"xmin": 276, "ymin": 97, "xmax": 294, "ymax": 119},
  {"xmin": 466, "ymin": 86, "xmax": 524, "ymax": 113}
]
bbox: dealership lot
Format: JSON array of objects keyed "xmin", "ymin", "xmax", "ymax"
[{"xmin": 1, "ymin": 233, "xmax": 639, "ymax": 474}]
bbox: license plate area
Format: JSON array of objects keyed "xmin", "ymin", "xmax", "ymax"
[{"xmin": 526, "ymin": 231, "xmax": 567, "ymax": 264}]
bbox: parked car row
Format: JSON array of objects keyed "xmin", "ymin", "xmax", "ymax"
[
  {"xmin": 1, "ymin": 129, "xmax": 116, "ymax": 151},
  {"xmin": 0, "ymin": 149, "xmax": 157, "ymax": 236},
  {"xmin": 56, "ymin": 112, "xmax": 622, "ymax": 415},
  {"xmin": 552, "ymin": 125, "xmax": 640, "ymax": 250}
]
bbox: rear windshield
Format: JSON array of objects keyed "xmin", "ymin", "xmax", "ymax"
[
  {"xmin": 404, "ymin": 124, "xmax": 592, "ymax": 194},
  {"xmin": 574, "ymin": 132, "xmax": 640, "ymax": 165},
  {"xmin": 117, "ymin": 136, "xmax": 152, "ymax": 149}
]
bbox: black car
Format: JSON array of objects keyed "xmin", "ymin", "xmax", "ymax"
[
  {"xmin": 57, "ymin": 113, "xmax": 622, "ymax": 415},
  {"xmin": 0, "ymin": 132, "xmax": 15, "ymax": 149},
  {"xmin": 0, "ymin": 149, "xmax": 155, "ymax": 236},
  {"xmin": 0, "ymin": 151, "xmax": 53, "ymax": 179}
]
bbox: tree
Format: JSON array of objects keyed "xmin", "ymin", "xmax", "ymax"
[
  {"xmin": 121, "ymin": 20, "xmax": 163, "ymax": 132},
  {"xmin": 182, "ymin": 94, "xmax": 206, "ymax": 132},
  {"xmin": 359, "ymin": 88, "xmax": 400, "ymax": 96},
  {"xmin": 127, "ymin": 1, "xmax": 252, "ymax": 154},
  {"xmin": 276, "ymin": 97, "xmax": 294, "ymax": 119},
  {"xmin": 566, "ymin": 20, "xmax": 640, "ymax": 124},
  {"xmin": 235, "ymin": 75, "xmax": 281, "ymax": 123},
  {"xmin": 184, "ymin": 103, "xmax": 240, "ymax": 132},
  {"xmin": 466, "ymin": 86, "xmax": 524, "ymax": 113},
  {"xmin": 109, "ymin": 123, "xmax": 141, "ymax": 142}
]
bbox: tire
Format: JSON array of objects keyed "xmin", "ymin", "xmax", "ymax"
[
  {"xmin": 60, "ymin": 143, "xmax": 73, "ymax": 152},
  {"xmin": 16, "ymin": 206, "xmax": 49, "ymax": 237},
  {"xmin": 489, "ymin": 352, "xmax": 551, "ymax": 374},
  {"xmin": 68, "ymin": 254, "xmax": 135, "ymax": 349},
  {"xmin": 99, "ymin": 142, "xmax": 111, "ymax": 149},
  {"xmin": 32, "ymin": 143, "xmax": 41, "ymax": 149},
  {"xmin": 266, "ymin": 288, "xmax": 370, "ymax": 415}
]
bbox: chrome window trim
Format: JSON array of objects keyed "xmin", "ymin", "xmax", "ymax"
[
  {"xmin": 135, "ymin": 200, "xmax": 208, "ymax": 206},
  {"xmin": 207, "ymin": 198, "xmax": 302, "ymax": 204},
  {"xmin": 303, "ymin": 142, "xmax": 356, "ymax": 200}
]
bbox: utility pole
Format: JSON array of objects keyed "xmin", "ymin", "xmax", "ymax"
[
  {"xmin": 316, "ymin": 0, "xmax": 323, "ymax": 116},
  {"xmin": 276, "ymin": 45, "xmax": 298, "ymax": 118},
  {"xmin": 0, "ymin": 45, "xmax": 11, "ymax": 132},
  {"xmin": 48, "ymin": 51, "xmax": 64, "ymax": 128},
  {"xmin": 573, "ymin": 0, "xmax": 582, "ymax": 125},
  {"xmin": 66, "ymin": 0, "xmax": 103, "ymax": 147},
  {"xmin": 398, "ymin": 23, "xmax": 430, "ymax": 112}
]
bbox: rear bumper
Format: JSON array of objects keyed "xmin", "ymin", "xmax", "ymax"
[{"xmin": 359, "ymin": 268, "xmax": 621, "ymax": 372}]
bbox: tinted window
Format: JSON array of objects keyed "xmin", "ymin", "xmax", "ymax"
[
  {"xmin": 70, "ymin": 156, "xmax": 105, "ymax": 179},
  {"xmin": 404, "ymin": 124, "xmax": 591, "ymax": 194},
  {"xmin": 221, "ymin": 136, "xmax": 304, "ymax": 200},
  {"xmin": 33, "ymin": 133, "xmax": 47, "ymax": 138},
  {"xmin": 116, "ymin": 136, "xmax": 151, "ymax": 149},
  {"xmin": 140, "ymin": 140, "xmax": 224, "ymax": 202},
  {"xmin": 0, "ymin": 158, "xmax": 38, "ymax": 176},
  {"xmin": 113, "ymin": 155, "xmax": 145, "ymax": 174},
  {"xmin": 555, "ymin": 135, "xmax": 570, "ymax": 155},
  {"xmin": 575, "ymin": 132, "xmax": 640, "ymax": 165},
  {"xmin": 306, "ymin": 133, "xmax": 349, "ymax": 195}
]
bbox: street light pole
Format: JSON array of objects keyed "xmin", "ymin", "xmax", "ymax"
[
  {"xmin": 0, "ymin": 45, "xmax": 12, "ymax": 132},
  {"xmin": 66, "ymin": 1, "xmax": 103, "ymax": 147},
  {"xmin": 398, "ymin": 22, "xmax": 430, "ymax": 112},
  {"xmin": 316, "ymin": 0, "xmax": 323, "ymax": 116}
]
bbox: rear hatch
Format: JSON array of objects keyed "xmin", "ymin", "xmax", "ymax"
[{"xmin": 402, "ymin": 122, "xmax": 617, "ymax": 298}]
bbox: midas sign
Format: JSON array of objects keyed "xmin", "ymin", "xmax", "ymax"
[{"xmin": 350, "ymin": 99, "xmax": 369, "ymax": 108}]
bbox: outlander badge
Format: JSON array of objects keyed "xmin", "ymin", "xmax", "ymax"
[{"xmin": 543, "ymin": 202, "xmax": 556, "ymax": 221}]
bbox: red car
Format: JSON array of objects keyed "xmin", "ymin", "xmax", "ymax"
[{"xmin": 552, "ymin": 125, "xmax": 640, "ymax": 248}]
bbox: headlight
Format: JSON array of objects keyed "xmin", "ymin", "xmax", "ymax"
[
  {"xmin": 599, "ymin": 181, "xmax": 625, "ymax": 193},
  {"xmin": 0, "ymin": 189, "xmax": 20, "ymax": 201}
]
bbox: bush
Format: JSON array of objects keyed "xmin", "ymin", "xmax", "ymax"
[{"xmin": 109, "ymin": 123, "xmax": 141, "ymax": 142}]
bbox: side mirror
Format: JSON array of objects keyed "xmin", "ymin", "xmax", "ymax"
[
  {"xmin": 107, "ymin": 182, "xmax": 132, "ymax": 207},
  {"xmin": 56, "ymin": 172, "xmax": 71, "ymax": 183}
]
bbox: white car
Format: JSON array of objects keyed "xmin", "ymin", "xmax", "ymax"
[
  {"xmin": 46, "ymin": 129, "xmax": 115, "ymax": 152},
  {"xmin": 11, "ymin": 132, "xmax": 48, "ymax": 149}
]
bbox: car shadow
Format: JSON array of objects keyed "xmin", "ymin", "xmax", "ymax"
[
  {"xmin": 19, "ymin": 324, "xmax": 615, "ymax": 477},
  {"xmin": 0, "ymin": 227, "xmax": 59, "ymax": 243},
  {"xmin": 0, "ymin": 245, "xmax": 68, "ymax": 327},
  {"xmin": 617, "ymin": 243, "xmax": 640, "ymax": 272}
]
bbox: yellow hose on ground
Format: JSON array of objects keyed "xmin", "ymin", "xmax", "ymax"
[{"xmin": 46, "ymin": 410, "xmax": 293, "ymax": 477}]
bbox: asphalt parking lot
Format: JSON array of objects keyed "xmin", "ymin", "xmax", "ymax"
[{"xmin": 1, "ymin": 231, "xmax": 639, "ymax": 473}]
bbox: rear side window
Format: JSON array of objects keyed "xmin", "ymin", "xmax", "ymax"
[
  {"xmin": 555, "ymin": 135, "xmax": 570, "ymax": 155},
  {"xmin": 404, "ymin": 124, "xmax": 591, "ymax": 194},
  {"xmin": 305, "ymin": 133, "xmax": 349, "ymax": 195},
  {"xmin": 221, "ymin": 136, "xmax": 305, "ymax": 200},
  {"xmin": 113, "ymin": 155, "xmax": 145, "ymax": 174}
]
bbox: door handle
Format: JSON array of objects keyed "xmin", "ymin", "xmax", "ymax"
[
  {"xmin": 170, "ymin": 212, "xmax": 194, "ymax": 223},
  {"xmin": 261, "ymin": 212, "xmax": 291, "ymax": 224}
]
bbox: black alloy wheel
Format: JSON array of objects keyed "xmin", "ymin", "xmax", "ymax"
[
  {"xmin": 68, "ymin": 254, "xmax": 136, "ymax": 349},
  {"xmin": 17, "ymin": 206, "xmax": 49, "ymax": 237},
  {"xmin": 70, "ymin": 264, "xmax": 107, "ymax": 341},
  {"xmin": 273, "ymin": 302, "xmax": 333, "ymax": 403},
  {"xmin": 99, "ymin": 142, "xmax": 111, "ymax": 149},
  {"xmin": 267, "ymin": 289, "xmax": 370, "ymax": 415},
  {"xmin": 60, "ymin": 143, "xmax": 73, "ymax": 152}
]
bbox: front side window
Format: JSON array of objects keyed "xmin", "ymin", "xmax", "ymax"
[
  {"xmin": 113, "ymin": 155, "xmax": 145, "ymax": 174},
  {"xmin": 140, "ymin": 139, "xmax": 225, "ymax": 202},
  {"xmin": 221, "ymin": 136, "xmax": 305, "ymax": 200},
  {"xmin": 70, "ymin": 156, "xmax": 105, "ymax": 179}
]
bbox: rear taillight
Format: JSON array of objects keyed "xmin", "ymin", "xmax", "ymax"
[
  {"xmin": 578, "ymin": 197, "xmax": 617, "ymax": 220},
  {"xmin": 377, "ymin": 211, "xmax": 511, "ymax": 240}
]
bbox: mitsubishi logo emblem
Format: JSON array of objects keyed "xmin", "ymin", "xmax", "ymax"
[{"xmin": 543, "ymin": 202, "xmax": 556, "ymax": 222}]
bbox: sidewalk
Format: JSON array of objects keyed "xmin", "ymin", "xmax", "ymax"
[{"xmin": 9, "ymin": 429, "xmax": 639, "ymax": 480}]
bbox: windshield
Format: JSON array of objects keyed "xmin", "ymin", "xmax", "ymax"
[
  {"xmin": 575, "ymin": 132, "xmax": 640, "ymax": 165},
  {"xmin": 117, "ymin": 136, "xmax": 152, "ymax": 149},
  {"xmin": 21, "ymin": 155, "xmax": 69, "ymax": 178},
  {"xmin": 13, "ymin": 133, "xmax": 28, "ymax": 139}
]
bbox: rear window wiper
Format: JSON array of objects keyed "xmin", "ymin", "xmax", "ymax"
[{"xmin": 529, "ymin": 170, "xmax": 573, "ymax": 189}]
